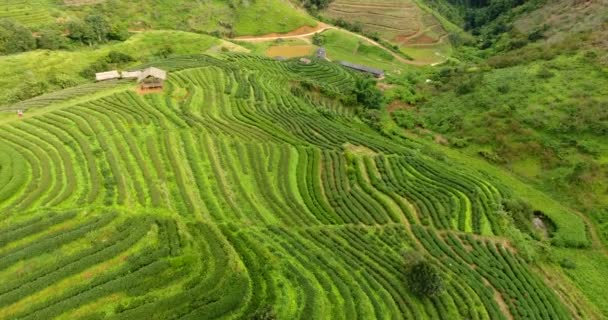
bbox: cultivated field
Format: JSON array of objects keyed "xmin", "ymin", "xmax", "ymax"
[
  {"xmin": 323, "ymin": 0, "xmax": 448, "ymax": 47},
  {"xmin": 0, "ymin": 0, "xmax": 54, "ymax": 26},
  {"xmin": 0, "ymin": 54, "xmax": 585, "ymax": 318}
]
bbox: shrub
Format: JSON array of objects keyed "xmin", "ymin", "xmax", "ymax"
[
  {"xmin": 250, "ymin": 305, "xmax": 277, "ymax": 320},
  {"xmin": 36, "ymin": 29, "xmax": 68, "ymax": 50},
  {"xmin": 0, "ymin": 19, "xmax": 36, "ymax": 54},
  {"xmin": 354, "ymin": 77, "xmax": 384, "ymax": 109},
  {"xmin": 536, "ymin": 67, "xmax": 555, "ymax": 79},
  {"xmin": 312, "ymin": 32, "xmax": 325, "ymax": 46},
  {"xmin": 406, "ymin": 260, "xmax": 444, "ymax": 297},
  {"xmin": 80, "ymin": 60, "xmax": 110, "ymax": 78},
  {"xmin": 559, "ymin": 258, "xmax": 576, "ymax": 269},
  {"xmin": 392, "ymin": 110, "xmax": 418, "ymax": 129},
  {"xmin": 107, "ymin": 51, "xmax": 134, "ymax": 64}
]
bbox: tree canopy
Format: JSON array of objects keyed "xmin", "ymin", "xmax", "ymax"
[
  {"xmin": 406, "ymin": 260, "xmax": 445, "ymax": 297},
  {"xmin": 0, "ymin": 19, "xmax": 36, "ymax": 54}
]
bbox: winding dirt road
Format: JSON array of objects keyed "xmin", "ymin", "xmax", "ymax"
[{"xmin": 233, "ymin": 23, "xmax": 437, "ymax": 66}]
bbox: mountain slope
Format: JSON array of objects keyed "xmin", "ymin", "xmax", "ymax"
[
  {"xmin": 0, "ymin": 0, "xmax": 317, "ymax": 36},
  {"xmin": 0, "ymin": 53, "xmax": 590, "ymax": 319}
]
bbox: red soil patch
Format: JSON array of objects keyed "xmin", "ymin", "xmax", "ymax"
[{"xmin": 235, "ymin": 23, "xmax": 330, "ymax": 39}]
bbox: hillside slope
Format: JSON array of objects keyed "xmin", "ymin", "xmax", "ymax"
[
  {"xmin": 0, "ymin": 0, "xmax": 317, "ymax": 36},
  {"xmin": 0, "ymin": 53, "xmax": 592, "ymax": 319}
]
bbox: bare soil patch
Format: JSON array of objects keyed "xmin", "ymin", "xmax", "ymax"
[
  {"xmin": 137, "ymin": 87, "xmax": 164, "ymax": 95},
  {"xmin": 400, "ymin": 33, "xmax": 439, "ymax": 45},
  {"xmin": 266, "ymin": 45, "xmax": 315, "ymax": 58},
  {"xmin": 387, "ymin": 100, "xmax": 413, "ymax": 113}
]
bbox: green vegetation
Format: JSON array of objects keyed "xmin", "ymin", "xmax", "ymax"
[
  {"xmin": 0, "ymin": 53, "xmax": 590, "ymax": 318},
  {"xmin": 406, "ymin": 260, "xmax": 444, "ymax": 297},
  {"xmin": 0, "ymin": 0, "xmax": 607, "ymax": 318},
  {"xmin": 0, "ymin": 0, "xmax": 316, "ymax": 36},
  {"xmin": 320, "ymin": 29, "xmax": 405, "ymax": 72},
  {"xmin": 0, "ymin": 31, "xmax": 221, "ymax": 105}
]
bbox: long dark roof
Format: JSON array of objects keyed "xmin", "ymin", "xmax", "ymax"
[{"xmin": 339, "ymin": 61, "xmax": 384, "ymax": 76}]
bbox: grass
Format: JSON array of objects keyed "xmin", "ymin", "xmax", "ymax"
[
  {"xmin": 232, "ymin": 0, "xmax": 317, "ymax": 35},
  {"xmin": 14, "ymin": 0, "xmax": 316, "ymax": 36},
  {"xmin": 321, "ymin": 29, "xmax": 409, "ymax": 73},
  {"xmin": 0, "ymin": 0, "xmax": 56, "ymax": 27},
  {"xmin": 552, "ymin": 248, "xmax": 608, "ymax": 317},
  {"xmin": 400, "ymin": 43, "xmax": 452, "ymax": 65}
]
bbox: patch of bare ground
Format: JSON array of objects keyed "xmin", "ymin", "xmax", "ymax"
[
  {"xmin": 387, "ymin": 100, "xmax": 412, "ymax": 113},
  {"xmin": 434, "ymin": 134, "xmax": 448, "ymax": 145},
  {"xmin": 266, "ymin": 45, "xmax": 315, "ymax": 58},
  {"xmin": 377, "ymin": 82, "xmax": 395, "ymax": 91},
  {"xmin": 403, "ymin": 33, "xmax": 439, "ymax": 45},
  {"xmin": 482, "ymin": 277, "xmax": 515, "ymax": 320}
]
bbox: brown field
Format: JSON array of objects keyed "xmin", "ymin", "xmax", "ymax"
[
  {"xmin": 265, "ymin": 45, "xmax": 315, "ymax": 58},
  {"xmin": 322, "ymin": 0, "xmax": 447, "ymax": 47}
]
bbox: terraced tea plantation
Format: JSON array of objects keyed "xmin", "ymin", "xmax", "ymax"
[
  {"xmin": 0, "ymin": 54, "xmax": 580, "ymax": 319},
  {"xmin": 0, "ymin": 0, "xmax": 54, "ymax": 26}
]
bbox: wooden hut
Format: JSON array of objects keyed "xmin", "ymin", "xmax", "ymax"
[{"xmin": 137, "ymin": 67, "xmax": 167, "ymax": 90}]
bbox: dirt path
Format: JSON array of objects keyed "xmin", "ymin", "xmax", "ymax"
[
  {"xmin": 234, "ymin": 23, "xmax": 334, "ymax": 41},
  {"xmin": 233, "ymin": 23, "xmax": 437, "ymax": 66}
]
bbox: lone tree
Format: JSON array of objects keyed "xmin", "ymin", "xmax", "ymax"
[{"xmin": 407, "ymin": 260, "xmax": 444, "ymax": 297}]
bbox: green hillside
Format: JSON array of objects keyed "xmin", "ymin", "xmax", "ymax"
[
  {"xmin": 0, "ymin": 53, "xmax": 594, "ymax": 319},
  {"xmin": 0, "ymin": 0, "xmax": 607, "ymax": 319},
  {"xmin": 0, "ymin": 0, "xmax": 316, "ymax": 36}
]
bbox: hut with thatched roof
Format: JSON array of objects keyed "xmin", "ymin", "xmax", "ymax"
[{"xmin": 137, "ymin": 67, "xmax": 167, "ymax": 90}]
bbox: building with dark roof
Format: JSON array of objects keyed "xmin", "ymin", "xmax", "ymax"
[{"xmin": 339, "ymin": 61, "xmax": 385, "ymax": 79}]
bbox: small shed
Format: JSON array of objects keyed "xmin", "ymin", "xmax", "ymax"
[
  {"xmin": 137, "ymin": 67, "xmax": 167, "ymax": 90},
  {"xmin": 316, "ymin": 47, "xmax": 327, "ymax": 60},
  {"xmin": 339, "ymin": 61, "xmax": 385, "ymax": 79},
  {"xmin": 95, "ymin": 70, "xmax": 121, "ymax": 81},
  {"xmin": 299, "ymin": 57, "xmax": 311, "ymax": 65},
  {"xmin": 121, "ymin": 70, "xmax": 142, "ymax": 79}
]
